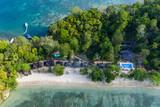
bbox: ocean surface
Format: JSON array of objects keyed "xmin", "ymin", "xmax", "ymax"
[
  {"xmin": 1, "ymin": 85, "xmax": 160, "ymax": 107},
  {"xmin": 0, "ymin": 0, "xmax": 141, "ymax": 38}
]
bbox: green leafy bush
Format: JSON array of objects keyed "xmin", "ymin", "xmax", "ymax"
[
  {"xmin": 149, "ymin": 71, "xmax": 160, "ymax": 86},
  {"xmin": 89, "ymin": 67, "xmax": 103, "ymax": 81},
  {"xmin": 53, "ymin": 64, "xmax": 64, "ymax": 76},
  {"xmin": 80, "ymin": 68, "xmax": 88, "ymax": 75},
  {"xmin": 120, "ymin": 73, "xmax": 129, "ymax": 78},
  {"xmin": 130, "ymin": 68, "xmax": 147, "ymax": 81},
  {"xmin": 4, "ymin": 77, "xmax": 17, "ymax": 89},
  {"xmin": 104, "ymin": 69, "xmax": 117, "ymax": 83},
  {"xmin": 16, "ymin": 63, "xmax": 31, "ymax": 72},
  {"xmin": 102, "ymin": 65, "xmax": 120, "ymax": 83},
  {"xmin": 107, "ymin": 64, "xmax": 120, "ymax": 74}
]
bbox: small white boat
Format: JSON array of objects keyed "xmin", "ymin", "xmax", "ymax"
[
  {"xmin": 10, "ymin": 38, "xmax": 15, "ymax": 44},
  {"xmin": 24, "ymin": 22, "xmax": 28, "ymax": 27},
  {"xmin": 23, "ymin": 22, "xmax": 28, "ymax": 34}
]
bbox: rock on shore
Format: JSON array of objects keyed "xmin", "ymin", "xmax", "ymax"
[{"xmin": 0, "ymin": 90, "xmax": 10, "ymax": 104}]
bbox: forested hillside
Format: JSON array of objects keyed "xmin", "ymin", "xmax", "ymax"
[{"xmin": 48, "ymin": 0, "xmax": 160, "ymax": 70}]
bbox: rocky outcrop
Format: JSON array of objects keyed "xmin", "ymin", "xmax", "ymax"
[{"xmin": 0, "ymin": 90, "xmax": 10, "ymax": 104}]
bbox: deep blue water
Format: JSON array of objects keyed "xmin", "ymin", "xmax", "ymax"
[
  {"xmin": 1, "ymin": 86, "xmax": 160, "ymax": 107},
  {"xmin": 0, "ymin": 0, "xmax": 141, "ymax": 38}
]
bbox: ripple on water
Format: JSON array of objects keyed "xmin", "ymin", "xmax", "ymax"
[
  {"xmin": 0, "ymin": 0, "xmax": 141, "ymax": 37},
  {"xmin": 1, "ymin": 85, "xmax": 160, "ymax": 107}
]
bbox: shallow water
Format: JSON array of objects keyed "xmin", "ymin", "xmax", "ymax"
[
  {"xmin": 0, "ymin": 0, "xmax": 140, "ymax": 37},
  {"xmin": 1, "ymin": 85, "xmax": 160, "ymax": 107}
]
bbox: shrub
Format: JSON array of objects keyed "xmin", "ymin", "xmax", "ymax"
[
  {"xmin": 89, "ymin": 67, "xmax": 103, "ymax": 81},
  {"xmin": 80, "ymin": 68, "xmax": 88, "ymax": 75},
  {"xmin": 104, "ymin": 68, "xmax": 117, "ymax": 83},
  {"xmin": 15, "ymin": 63, "xmax": 31, "ymax": 72},
  {"xmin": 21, "ymin": 64, "xmax": 31, "ymax": 72},
  {"xmin": 102, "ymin": 64, "xmax": 120, "ymax": 83},
  {"xmin": 120, "ymin": 73, "xmax": 129, "ymax": 78},
  {"xmin": 53, "ymin": 64, "xmax": 64, "ymax": 76},
  {"xmin": 5, "ymin": 77, "xmax": 17, "ymax": 89},
  {"xmin": 130, "ymin": 68, "xmax": 147, "ymax": 81},
  {"xmin": 149, "ymin": 71, "xmax": 160, "ymax": 86},
  {"xmin": 0, "ymin": 83, "xmax": 6, "ymax": 91},
  {"xmin": 0, "ymin": 69, "xmax": 7, "ymax": 80},
  {"xmin": 107, "ymin": 64, "xmax": 120, "ymax": 75}
]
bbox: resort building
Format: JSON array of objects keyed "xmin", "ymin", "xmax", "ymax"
[
  {"xmin": 118, "ymin": 62, "xmax": 135, "ymax": 74},
  {"xmin": 93, "ymin": 61, "xmax": 112, "ymax": 68}
]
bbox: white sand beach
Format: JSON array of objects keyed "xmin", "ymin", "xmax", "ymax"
[
  {"xmin": 17, "ymin": 67, "xmax": 158, "ymax": 88},
  {"xmin": 17, "ymin": 67, "xmax": 93, "ymax": 86}
]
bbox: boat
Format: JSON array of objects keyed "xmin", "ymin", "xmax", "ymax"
[{"xmin": 23, "ymin": 22, "xmax": 28, "ymax": 34}]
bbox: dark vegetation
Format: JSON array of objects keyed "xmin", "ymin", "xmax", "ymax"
[
  {"xmin": 80, "ymin": 65, "xmax": 120, "ymax": 83},
  {"xmin": 0, "ymin": 37, "xmax": 36, "ymax": 90}
]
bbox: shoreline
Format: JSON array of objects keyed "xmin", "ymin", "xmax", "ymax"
[
  {"xmin": 17, "ymin": 70, "xmax": 160, "ymax": 89},
  {"xmin": 17, "ymin": 80, "xmax": 160, "ymax": 89}
]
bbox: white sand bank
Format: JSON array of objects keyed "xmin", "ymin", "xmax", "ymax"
[
  {"xmin": 17, "ymin": 67, "xmax": 92, "ymax": 86},
  {"xmin": 17, "ymin": 67, "xmax": 159, "ymax": 89}
]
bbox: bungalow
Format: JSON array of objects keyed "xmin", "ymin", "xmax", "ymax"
[
  {"xmin": 118, "ymin": 62, "xmax": 135, "ymax": 74},
  {"xmin": 93, "ymin": 61, "xmax": 112, "ymax": 65},
  {"xmin": 93, "ymin": 61, "xmax": 112, "ymax": 68},
  {"xmin": 43, "ymin": 60, "xmax": 54, "ymax": 66}
]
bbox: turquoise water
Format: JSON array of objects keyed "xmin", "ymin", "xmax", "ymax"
[
  {"xmin": 1, "ymin": 85, "xmax": 160, "ymax": 107},
  {"xmin": 0, "ymin": 0, "xmax": 140, "ymax": 38}
]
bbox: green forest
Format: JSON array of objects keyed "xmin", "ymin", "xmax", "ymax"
[
  {"xmin": 0, "ymin": 0, "xmax": 160, "ymax": 91},
  {"xmin": 48, "ymin": 0, "xmax": 160, "ymax": 70}
]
